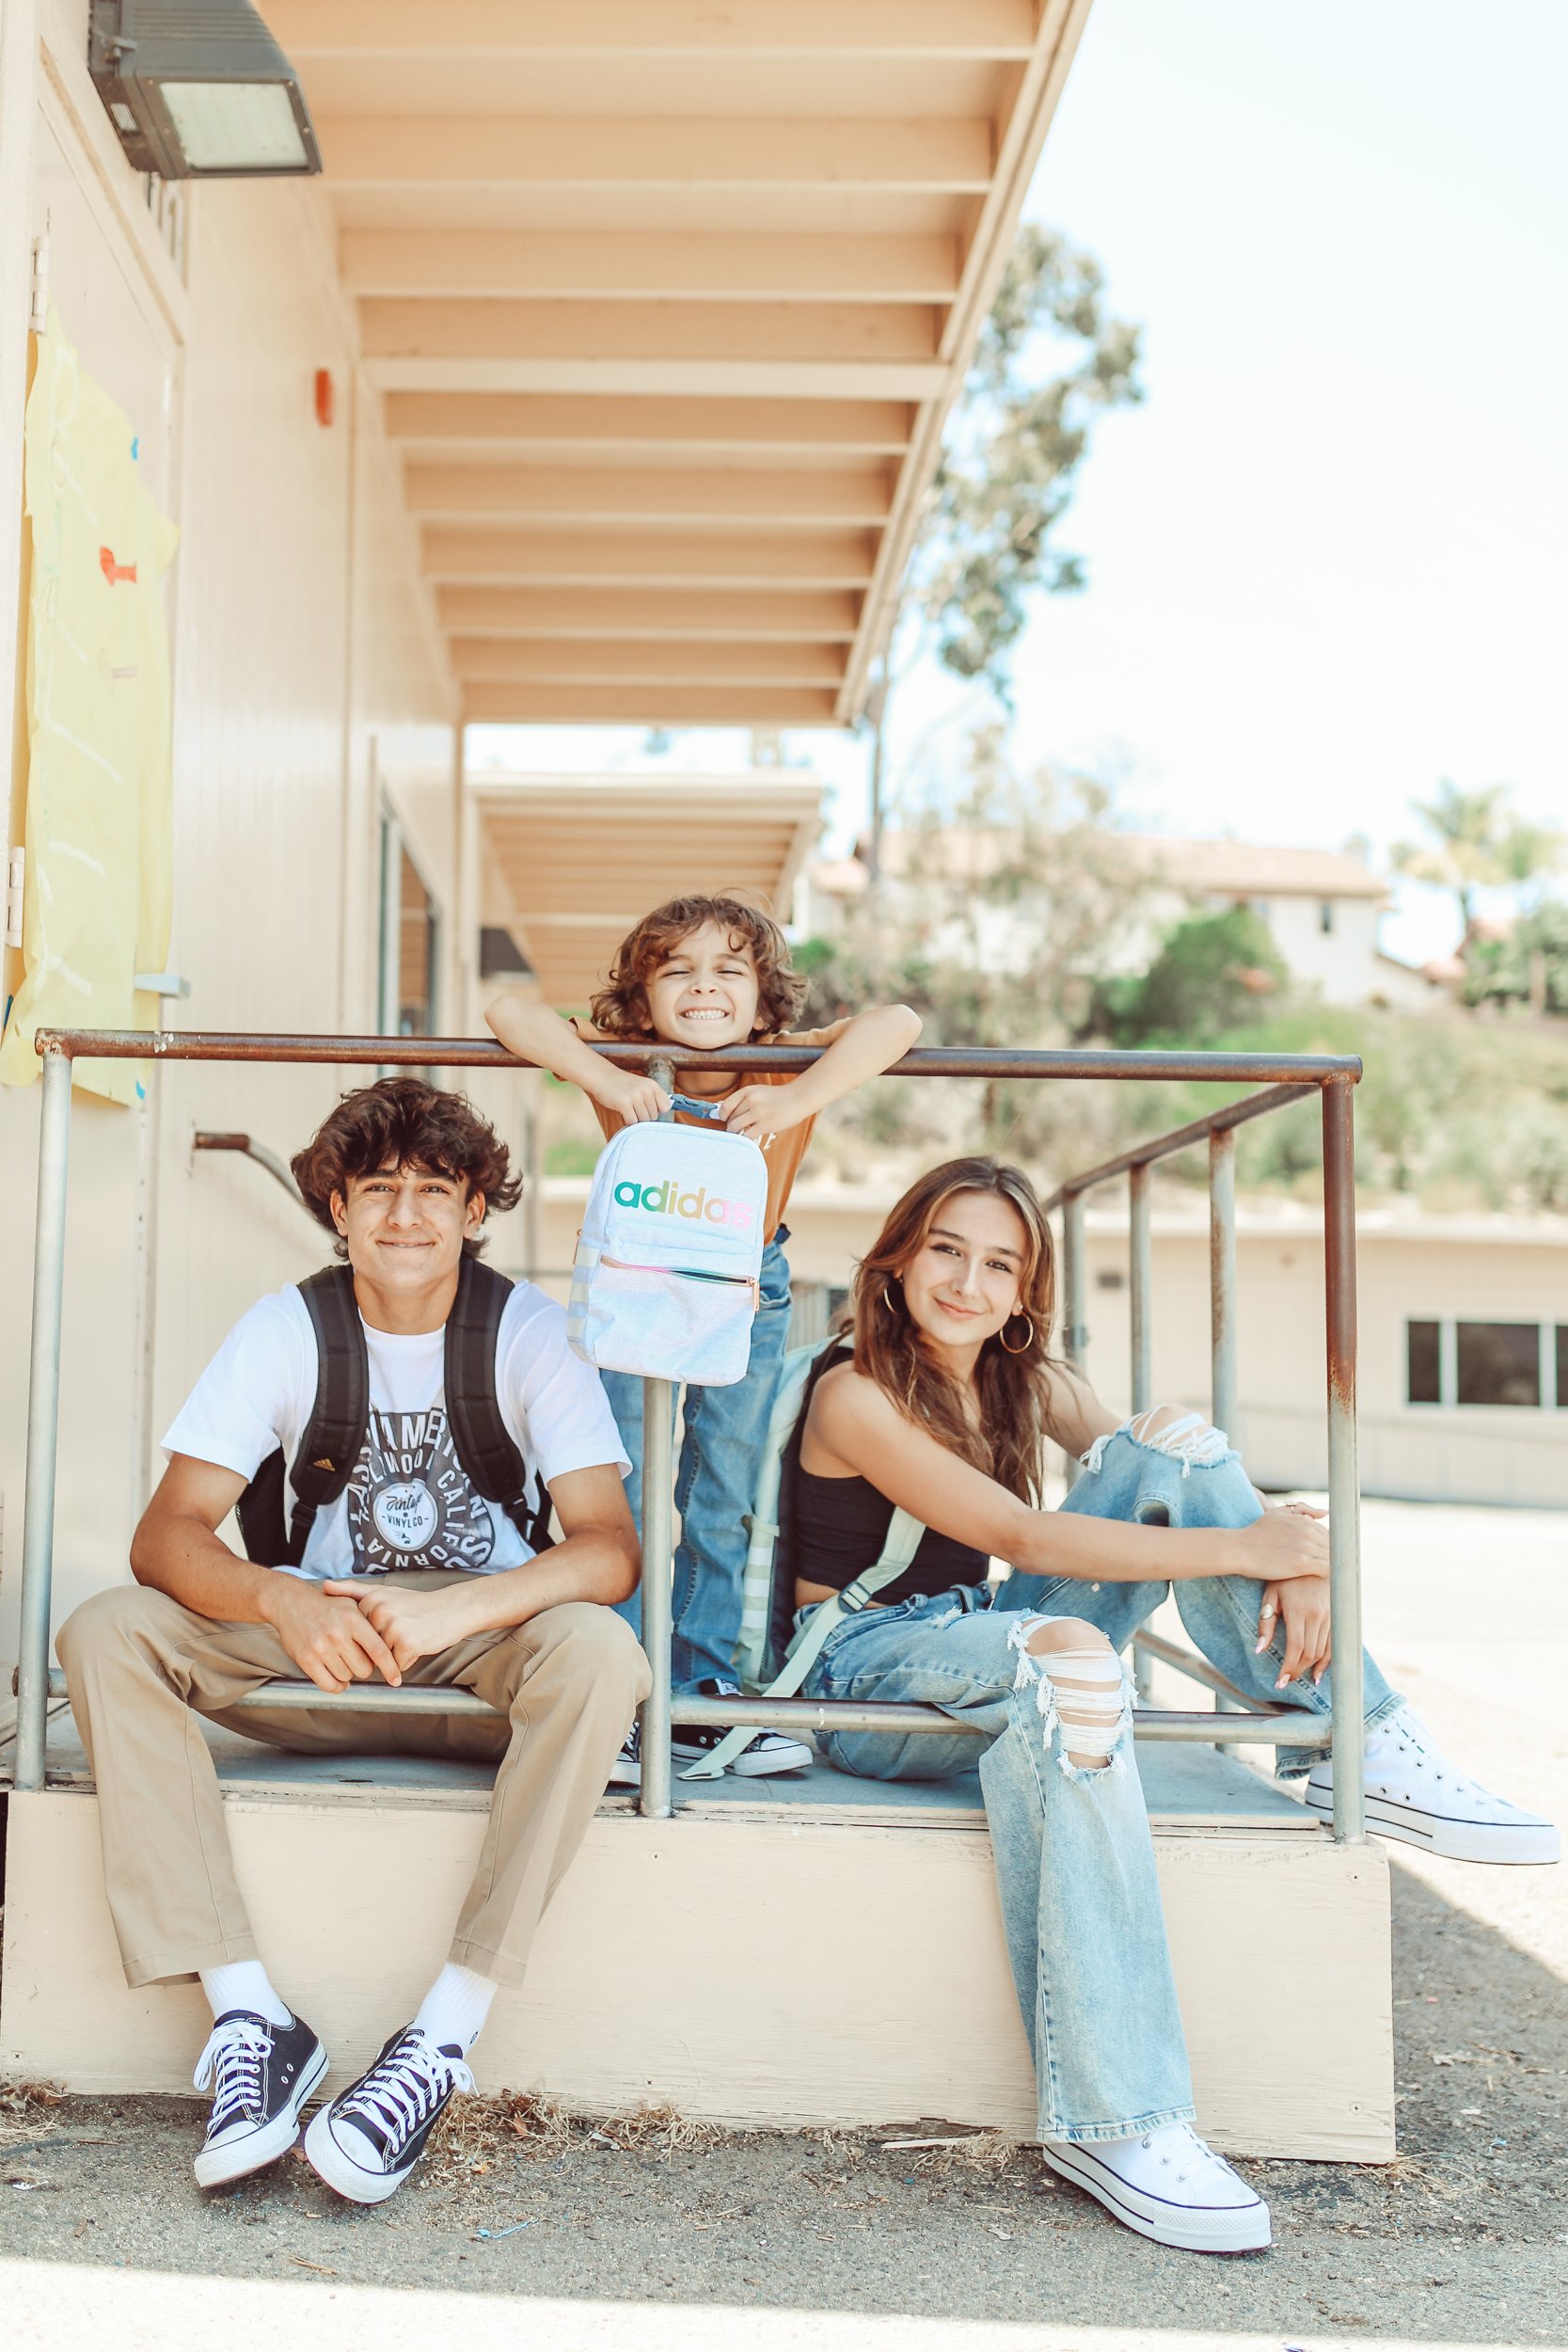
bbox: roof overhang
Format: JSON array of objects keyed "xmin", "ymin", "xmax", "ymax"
[
  {"xmin": 471, "ymin": 769, "xmax": 824, "ymax": 1006},
  {"xmin": 269, "ymin": 0, "xmax": 1096, "ymax": 728}
]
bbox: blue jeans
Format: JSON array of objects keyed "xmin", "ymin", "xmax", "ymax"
[
  {"xmin": 998, "ymin": 1422, "xmax": 1402, "ymax": 1778},
  {"xmin": 603, "ymin": 1233, "xmax": 792, "ymax": 1692},
  {"xmin": 803, "ymin": 1583, "xmax": 1194, "ymax": 2143},
  {"xmin": 800, "ymin": 1422, "xmax": 1402, "ymax": 2142}
]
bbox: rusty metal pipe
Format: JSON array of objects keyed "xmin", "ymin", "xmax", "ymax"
[
  {"xmin": 34, "ymin": 1030, "xmax": 1363, "ymax": 1087},
  {"xmin": 1209, "ymin": 1128, "xmax": 1238, "ymax": 1437},
  {"xmin": 1061, "ymin": 1193, "xmax": 1087, "ymax": 1372},
  {"xmin": 1040, "ymin": 1083, "xmax": 1320, "ymax": 1210},
  {"xmin": 1128, "ymin": 1164, "xmax": 1153, "ymax": 1416},
  {"xmin": 36, "ymin": 1667, "xmax": 1327, "ymax": 1746},
  {"xmin": 1323, "ymin": 1077, "xmax": 1366, "ymax": 1840}
]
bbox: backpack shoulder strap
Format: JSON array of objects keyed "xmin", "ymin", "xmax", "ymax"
[
  {"xmin": 685, "ymin": 1347, "xmax": 927, "ymax": 1781},
  {"xmin": 277, "ymin": 1265, "xmax": 370, "ymax": 1567},
  {"xmin": 446, "ymin": 1256, "xmax": 551, "ymax": 1551}
]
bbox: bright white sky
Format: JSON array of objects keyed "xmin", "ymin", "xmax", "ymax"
[{"xmin": 470, "ymin": 0, "xmax": 1568, "ymax": 967}]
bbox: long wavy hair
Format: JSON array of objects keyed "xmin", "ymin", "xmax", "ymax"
[{"xmin": 850, "ymin": 1158, "xmax": 1058, "ymax": 1502}]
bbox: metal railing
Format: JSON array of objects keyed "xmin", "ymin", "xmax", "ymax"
[{"xmin": 12, "ymin": 1028, "xmax": 1364, "ymax": 1843}]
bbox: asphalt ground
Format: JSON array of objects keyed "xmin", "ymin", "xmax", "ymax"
[{"xmin": 3, "ymin": 1499, "xmax": 1565, "ymax": 2352}]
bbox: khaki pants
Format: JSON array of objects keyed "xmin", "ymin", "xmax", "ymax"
[{"xmin": 56, "ymin": 1573, "xmax": 651, "ymax": 1991}]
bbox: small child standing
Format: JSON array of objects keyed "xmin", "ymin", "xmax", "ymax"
[{"xmin": 488, "ymin": 894, "xmax": 921, "ymax": 1782}]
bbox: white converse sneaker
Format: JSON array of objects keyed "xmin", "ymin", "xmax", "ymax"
[
  {"xmin": 192, "ymin": 2008, "xmax": 328, "ymax": 2189},
  {"xmin": 1306, "ymin": 1706, "xmax": 1560, "ymax": 1866},
  {"xmin": 304, "ymin": 2025, "xmax": 473, "ymax": 2205},
  {"xmin": 1043, "ymin": 2122, "xmax": 1271, "ymax": 2253},
  {"xmin": 671, "ymin": 1678, "xmax": 813, "ymax": 1776},
  {"xmin": 608, "ymin": 1720, "xmax": 641, "ymax": 1788}
]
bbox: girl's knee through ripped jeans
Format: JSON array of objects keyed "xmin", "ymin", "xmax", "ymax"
[
  {"xmin": 1080, "ymin": 1406, "xmax": 1231, "ymax": 1480},
  {"xmin": 1006, "ymin": 1617, "xmax": 1133, "ymax": 1786}
]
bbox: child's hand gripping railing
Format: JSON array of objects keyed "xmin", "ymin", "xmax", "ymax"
[{"xmin": 11, "ymin": 1029, "xmax": 1365, "ymax": 1845}]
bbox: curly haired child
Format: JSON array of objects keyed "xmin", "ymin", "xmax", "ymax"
[{"xmin": 488, "ymin": 894, "xmax": 920, "ymax": 1782}]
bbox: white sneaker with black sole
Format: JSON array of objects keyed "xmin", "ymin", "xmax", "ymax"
[
  {"xmin": 1305, "ymin": 1705, "xmax": 1560, "ymax": 1866},
  {"xmin": 304, "ymin": 2025, "xmax": 474, "ymax": 2205},
  {"xmin": 671, "ymin": 1677, "xmax": 813, "ymax": 1777},
  {"xmin": 1043, "ymin": 2122, "xmax": 1271, "ymax": 2253},
  {"xmin": 609, "ymin": 1719, "xmax": 641, "ymax": 1788},
  {"xmin": 192, "ymin": 2008, "xmax": 329, "ymax": 2189}
]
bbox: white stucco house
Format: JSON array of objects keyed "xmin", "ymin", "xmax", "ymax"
[{"xmin": 807, "ymin": 831, "xmax": 1442, "ymax": 1010}]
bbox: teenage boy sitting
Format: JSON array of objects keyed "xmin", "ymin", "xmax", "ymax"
[{"xmin": 57, "ymin": 1078, "xmax": 648, "ymax": 2206}]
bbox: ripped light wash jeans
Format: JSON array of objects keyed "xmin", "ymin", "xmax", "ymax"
[
  {"xmin": 801, "ymin": 1582, "xmax": 1194, "ymax": 2144},
  {"xmin": 997, "ymin": 1416, "xmax": 1402, "ymax": 1778}
]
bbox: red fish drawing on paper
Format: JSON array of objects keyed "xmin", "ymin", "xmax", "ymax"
[{"xmin": 99, "ymin": 546, "xmax": 137, "ymax": 586}]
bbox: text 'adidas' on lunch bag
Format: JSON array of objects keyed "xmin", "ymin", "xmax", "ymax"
[{"xmin": 566, "ymin": 1120, "xmax": 768, "ymax": 1387}]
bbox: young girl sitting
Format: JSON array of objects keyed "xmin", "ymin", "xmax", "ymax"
[
  {"xmin": 788, "ymin": 1156, "xmax": 1557, "ymax": 2252},
  {"xmin": 487, "ymin": 895, "xmax": 920, "ymax": 1782}
]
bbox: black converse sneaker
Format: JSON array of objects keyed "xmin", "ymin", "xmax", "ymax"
[
  {"xmin": 304, "ymin": 2025, "xmax": 474, "ymax": 2204},
  {"xmin": 608, "ymin": 1718, "xmax": 641, "ymax": 1788},
  {"xmin": 672, "ymin": 1678, "xmax": 813, "ymax": 1777},
  {"xmin": 192, "ymin": 2009, "xmax": 329, "ymax": 2189}
]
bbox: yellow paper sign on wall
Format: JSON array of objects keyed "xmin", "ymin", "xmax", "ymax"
[{"xmin": 0, "ymin": 306, "xmax": 179, "ymax": 1104}]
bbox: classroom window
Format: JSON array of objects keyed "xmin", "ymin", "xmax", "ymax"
[
  {"xmin": 1456, "ymin": 1323, "xmax": 1540, "ymax": 1407},
  {"xmin": 377, "ymin": 812, "xmax": 439, "ymax": 1038},
  {"xmin": 1406, "ymin": 1318, "xmax": 1560, "ymax": 1408},
  {"xmin": 1406, "ymin": 1321, "xmax": 1441, "ymax": 1405}
]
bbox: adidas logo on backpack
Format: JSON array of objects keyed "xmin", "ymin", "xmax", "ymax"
[{"xmin": 567, "ymin": 1122, "xmax": 768, "ymax": 1387}]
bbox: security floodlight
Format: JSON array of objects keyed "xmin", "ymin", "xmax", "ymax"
[{"xmin": 88, "ymin": 0, "xmax": 321, "ymax": 180}]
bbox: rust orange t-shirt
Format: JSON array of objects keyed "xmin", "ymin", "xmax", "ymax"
[{"xmin": 575, "ymin": 1020, "xmax": 848, "ymax": 1243}]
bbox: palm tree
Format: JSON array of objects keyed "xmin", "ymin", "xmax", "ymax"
[{"xmin": 1392, "ymin": 780, "xmax": 1562, "ymax": 943}]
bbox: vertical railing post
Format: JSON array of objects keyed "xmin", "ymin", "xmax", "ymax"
[
  {"xmin": 1207, "ymin": 1128, "xmax": 1242, "ymax": 1745},
  {"xmin": 1208, "ymin": 1127, "xmax": 1237, "ymax": 1438},
  {"xmin": 15, "ymin": 1049, "xmax": 72, "ymax": 1793},
  {"xmin": 1059, "ymin": 1190, "xmax": 1087, "ymax": 1485},
  {"xmin": 1323, "ymin": 1077, "xmax": 1366, "ymax": 1841},
  {"xmin": 1128, "ymin": 1163, "xmax": 1152, "ymax": 1417},
  {"xmin": 1061, "ymin": 1191, "xmax": 1087, "ymax": 1370},
  {"xmin": 637, "ymin": 1057, "xmax": 676, "ymax": 1820}
]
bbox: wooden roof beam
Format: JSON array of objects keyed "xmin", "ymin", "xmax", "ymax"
[
  {"xmin": 451, "ymin": 637, "xmax": 847, "ymax": 687},
  {"xmin": 361, "ymin": 299, "xmax": 944, "ymax": 399},
  {"xmin": 423, "ymin": 528, "xmax": 879, "ymax": 588},
  {"xmin": 341, "ymin": 230, "xmax": 958, "ymax": 305},
  {"xmin": 465, "ymin": 684, "xmax": 841, "ymax": 724},
  {"xmin": 436, "ymin": 586, "xmax": 861, "ymax": 641},
  {"xmin": 319, "ymin": 117, "xmax": 992, "ymax": 192},
  {"xmin": 275, "ymin": 2, "xmax": 1035, "ymax": 61},
  {"xmin": 384, "ymin": 393, "xmax": 914, "ymax": 456},
  {"xmin": 404, "ymin": 465, "xmax": 892, "ymax": 528}
]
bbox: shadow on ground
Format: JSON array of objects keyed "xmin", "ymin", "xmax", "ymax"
[{"xmin": 3, "ymin": 1860, "xmax": 1565, "ymax": 2345}]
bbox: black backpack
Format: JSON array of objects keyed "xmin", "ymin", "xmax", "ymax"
[{"xmin": 234, "ymin": 1255, "xmax": 552, "ymax": 1569}]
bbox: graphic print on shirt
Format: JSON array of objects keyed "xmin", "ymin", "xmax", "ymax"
[{"xmin": 344, "ymin": 1406, "xmax": 497, "ymax": 1573}]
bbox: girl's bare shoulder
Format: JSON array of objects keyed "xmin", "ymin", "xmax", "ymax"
[{"xmin": 808, "ymin": 1357, "xmax": 900, "ymax": 1431}]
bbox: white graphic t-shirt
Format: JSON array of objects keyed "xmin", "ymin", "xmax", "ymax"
[{"xmin": 162, "ymin": 1279, "xmax": 629, "ymax": 1583}]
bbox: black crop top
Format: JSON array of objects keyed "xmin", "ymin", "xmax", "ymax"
[{"xmin": 793, "ymin": 1466, "xmax": 989, "ymax": 1607}]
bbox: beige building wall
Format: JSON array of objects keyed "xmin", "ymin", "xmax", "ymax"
[{"xmin": 0, "ymin": 13, "xmax": 460, "ymax": 1685}]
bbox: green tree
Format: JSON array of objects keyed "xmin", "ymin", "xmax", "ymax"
[
  {"xmin": 1463, "ymin": 900, "xmax": 1568, "ymax": 1018},
  {"xmin": 800, "ymin": 727, "xmax": 1150, "ymax": 1167},
  {"xmin": 1391, "ymin": 779, "xmax": 1562, "ymax": 942},
  {"xmin": 1094, "ymin": 908, "xmax": 1289, "ymax": 1047},
  {"xmin": 863, "ymin": 226, "xmax": 1143, "ymax": 875}
]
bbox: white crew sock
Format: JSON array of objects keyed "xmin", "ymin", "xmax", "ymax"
[
  {"xmin": 412, "ymin": 1962, "xmax": 499, "ymax": 2054},
  {"xmin": 199, "ymin": 1958, "xmax": 292, "ymax": 2028}
]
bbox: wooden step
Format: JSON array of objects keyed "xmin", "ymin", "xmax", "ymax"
[{"xmin": 1, "ymin": 1730, "xmax": 1393, "ymax": 2162}]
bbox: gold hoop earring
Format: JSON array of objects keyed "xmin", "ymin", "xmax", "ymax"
[
  {"xmin": 999, "ymin": 1314, "xmax": 1035, "ymax": 1355},
  {"xmin": 881, "ymin": 1282, "xmax": 902, "ymax": 1314}
]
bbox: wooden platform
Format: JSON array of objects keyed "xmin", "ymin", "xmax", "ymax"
[{"xmin": 0, "ymin": 1719, "xmax": 1394, "ymax": 2161}]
